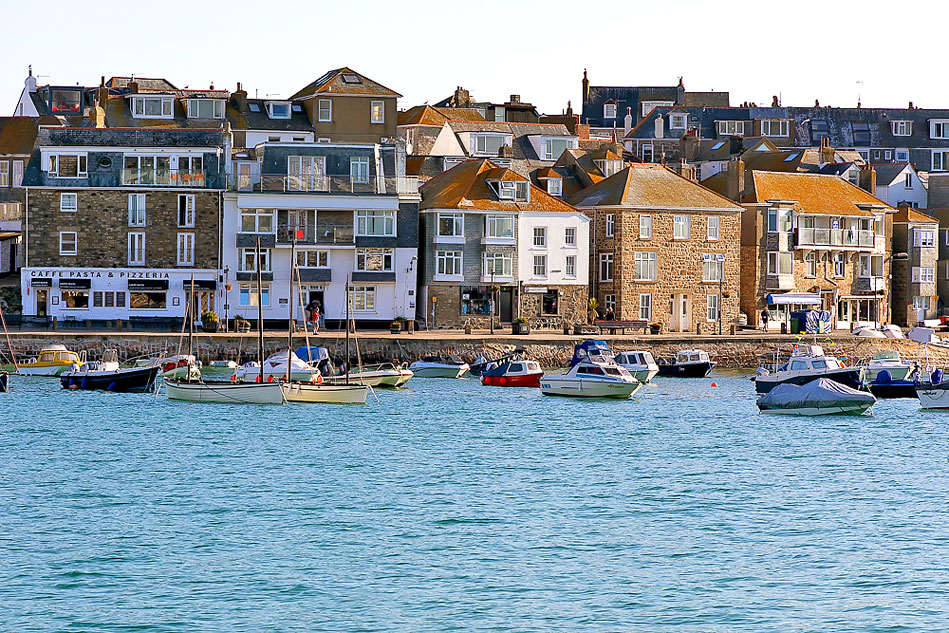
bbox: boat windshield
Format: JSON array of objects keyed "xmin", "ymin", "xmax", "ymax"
[
  {"xmin": 873, "ymin": 351, "xmax": 900, "ymax": 361},
  {"xmin": 642, "ymin": 352, "xmax": 654, "ymax": 363},
  {"xmin": 826, "ymin": 358, "xmax": 842, "ymax": 369},
  {"xmin": 509, "ymin": 363, "xmax": 523, "ymax": 372},
  {"xmin": 812, "ymin": 359, "xmax": 827, "ymax": 370},
  {"xmin": 577, "ymin": 365, "xmax": 605, "ymax": 375},
  {"xmin": 603, "ymin": 367, "xmax": 622, "ymax": 376}
]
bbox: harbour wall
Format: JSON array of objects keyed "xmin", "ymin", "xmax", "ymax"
[{"xmin": 2, "ymin": 332, "xmax": 947, "ymax": 369}]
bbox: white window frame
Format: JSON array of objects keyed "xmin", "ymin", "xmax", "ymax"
[
  {"xmin": 177, "ymin": 232, "xmax": 195, "ymax": 266},
  {"xmin": 915, "ymin": 228, "xmax": 936, "ymax": 247},
  {"xmin": 370, "ymin": 100, "xmax": 385, "ymax": 124},
  {"xmin": 59, "ymin": 231, "xmax": 77, "ymax": 256},
  {"xmin": 605, "ymin": 213, "xmax": 615, "ymax": 237},
  {"xmin": 673, "ymin": 215, "xmax": 690, "ymax": 239},
  {"xmin": 356, "ymin": 210, "xmax": 395, "ymax": 237},
  {"xmin": 931, "ymin": 120, "xmax": 949, "ymax": 140},
  {"xmin": 318, "ymin": 99, "xmax": 332, "ymax": 122},
  {"xmin": 718, "ymin": 120, "xmax": 746, "ymax": 136},
  {"xmin": 238, "ymin": 247, "xmax": 272, "ymax": 273},
  {"xmin": 435, "ymin": 250, "xmax": 463, "ymax": 277},
  {"xmin": 268, "ymin": 102, "xmax": 291, "ymax": 119},
  {"xmin": 767, "ymin": 251, "xmax": 793, "ymax": 275},
  {"xmin": 351, "ymin": 286, "xmax": 376, "ymax": 312},
  {"xmin": 933, "ymin": 150, "xmax": 949, "ymax": 172},
  {"xmin": 760, "ymin": 119, "xmax": 789, "ymax": 137},
  {"xmin": 239, "ymin": 283, "xmax": 270, "ymax": 307},
  {"xmin": 702, "ymin": 253, "xmax": 725, "ymax": 282},
  {"xmin": 603, "ymin": 103, "xmax": 617, "ymax": 119},
  {"xmin": 483, "ymin": 252, "xmax": 513, "ymax": 277},
  {"xmin": 707, "ymin": 216, "xmax": 720, "ymax": 241},
  {"xmin": 547, "ymin": 178, "xmax": 562, "ymax": 196},
  {"xmin": 48, "ymin": 153, "xmax": 88, "ymax": 178},
  {"xmin": 485, "ymin": 214, "xmax": 514, "ymax": 239},
  {"xmin": 599, "ymin": 252, "xmax": 614, "ymax": 282},
  {"xmin": 641, "ymin": 101, "xmax": 673, "ymax": 117},
  {"xmin": 350, "ymin": 156, "xmax": 370, "ymax": 184},
  {"xmin": 604, "ymin": 294, "xmax": 616, "ymax": 311},
  {"xmin": 186, "ymin": 99, "xmax": 224, "ymax": 119},
  {"xmin": 669, "ymin": 114, "xmax": 687, "ymax": 130},
  {"xmin": 297, "ymin": 250, "xmax": 329, "ymax": 269},
  {"xmin": 639, "ymin": 293, "xmax": 652, "ymax": 321},
  {"xmin": 437, "ymin": 212, "xmax": 465, "ymax": 238},
  {"xmin": 912, "ymin": 267, "xmax": 935, "ymax": 283},
  {"xmin": 634, "ymin": 251, "xmax": 657, "ymax": 281},
  {"xmin": 832, "ymin": 253, "xmax": 845, "ymax": 277},
  {"xmin": 805, "ymin": 252, "xmax": 817, "ymax": 277},
  {"xmin": 533, "ymin": 226, "xmax": 547, "ymax": 248},
  {"xmin": 706, "ymin": 294, "xmax": 720, "ymax": 322},
  {"xmin": 131, "ymin": 96, "xmax": 173, "ymax": 119},
  {"xmin": 177, "ymin": 194, "xmax": 195, "ymax": 228},
  {"xmin": 128, "ymin": 193, "xmax": 146, "ymax": 227},
  {"xmin": 12, "ymin": 160, "xmax": 23, "ymax": 187},
  {"xmin": 60, "ymin": 192, "xmax": 78, "ymax": 213},
  {"xmin": 565, "ymin": 255, "xmax": 576, "ymax": 277},
  {"xmin": 128, "ymin": 232, "xmax": 145, "ymax": 266},
  {"xmin": 640, "ymin": 215, "xmax": 652, "ymax": 238},
  {"xmin": 0, "ymin": 161, "xmax": 7, "ymax": 187},
  {"xmin": 240, "ymin": 209, "xmax": 275, "ymax": 234},
  {"xmin": 533, "ymin": 254, "xmax": 547, "ymax": 277},
  {"xmin": 565, "ymin": 227, "xmax": 576, "ymax": 246},
  {"xmin": 891, "ymin": 120, "xmax": 912, "ymax": 136},
  {"xmin": 355, "ymin": 249, "xmax": 394, "ymax": 272}
]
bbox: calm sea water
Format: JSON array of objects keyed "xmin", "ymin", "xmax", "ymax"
[{"xmin": 2, "ymin": 372, "xmax": 949, "ymax": 632}]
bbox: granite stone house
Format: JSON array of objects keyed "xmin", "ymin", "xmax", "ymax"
[
  {"xmin": 890, "ymin": 207, "xmax": 938, "ymax": 325},
  {"xmin": 0, "ymin": 117, "xmax": 38, "ymax": 276},
  {"xmin": 419, "ymin": 159, "xmax": 589, "ymax": 329},
  {"xmin": 569, "ymin": 164, "xmax": 743, "ymax": 332}
]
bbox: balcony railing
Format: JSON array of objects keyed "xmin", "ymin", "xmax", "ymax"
[
  {"xmin": 229, "ymin": 173, "xmax": 418, "ymax": 195},
  {"xmin": 0, "ymin": 202, "xmax": 22, "ymax": 221},
  {"xmin": 797, "ymin": 228, "xmax": 875, "ymax": 248},
  {"xmin": 122, "ymin": 168, "xmax": 208, "ymax": 187},
  {"xmin": 276, "ymin": 223, "xmax": 354, "ymax": 245}
]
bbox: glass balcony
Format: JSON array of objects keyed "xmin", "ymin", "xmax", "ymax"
[
  {"xmin": 122, "ymin": 168, "xmax": 208, "ymax": 187},
  {"xmin": 231, "ymin": 173, "xmax": 418, "ymax": 195}
]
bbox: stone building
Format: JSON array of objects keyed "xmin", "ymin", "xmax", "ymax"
[
  {"xmin": 0, "ymin": 117, "xmax": 38, "ymax": 276},
  {"xmin": 735, "ymin": 169, "xmax": 894, "ymax": 330},
  {"xmin": 890, "ymin": 208, "xmax": 938, "ymax": 325},
  {"xmin": 20, "ymin": 127, "xmax": 226, "ymax": 323},
  {"xmin": 419, "ymin": 159, "xmax": 589, "ymax": 329},
  {"xmin": 569, "ymin": 163, "xmax": 743, "ymax": 332}
]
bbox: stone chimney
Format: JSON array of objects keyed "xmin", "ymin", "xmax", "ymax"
[
  {"xmin": 508, "ymin": 94, "xmax": 520, "ymax": 104},
  {"xmin": 858, "ymin": 164, "xmax": 876, "ymax": 193},
  {"xmin": 233, "ymin": 81, "xmax": 248, "ymax": 112},
  {"xmin": 582, "ymin": 69, "xmax": 590, "ymax": 103},
  {"xmin": 453, "ymin": 86, "xmax": 471, "ymax": 108},
  {"xmin": 772, "ymin": 95, "xmax": 779, "ymax": 107},
  {"xmin": 566, "ymin": 100, "xmax": 573, "ymax": 117},
  {"xmin": 128, "ymin": 80, "xmax": 139, "ymax": 94},
  {"xmin": 725, "ymin": 158, "xmax": 745, "ymax": 202},
  {"xmin": 680, "ymin": 129, "xmax": 700, "ymax": 161},
  {"xmin": 623, "ymin": 107, "xmax": 633, "ymax": 137},
  {"xmin": 819, "ymin": 137, "xmax": 834, "ymax": 165},
  {"xmin": 499, "ymin": 144, "xmax": 514, "ymax": 158},
  {"xmin": 676, "ymin": 76, "xmax": 685, "ymax": 105},
  {"xmin": 729, "ymin": 135, "xmax": 743, "ymax": 155},
  {"xmin": 96, "ymin": 76, "xmax": 109, "ymax": 109},
  {"xmin": 671, "ymin": 158, "xmax": 695, "ymax": 181},
  {"xmin": 576, "ymin": 123, "xmax": 590, "ymax": 140},
  {"xmin": 89, "ymin": 100, "xmax": 106, "ymax": 128},
  {"xmin": 654, "ymin": 114, "xmax": 664, "ymax": 139}
]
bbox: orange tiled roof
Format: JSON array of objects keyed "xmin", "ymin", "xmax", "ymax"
[
  {"xmin": 420, "ymin": 159, "xmax": 579, "ymax": 213},
  {"xmin": 745, "ymin": 171, "xmax": 892, "ymax": 217}
]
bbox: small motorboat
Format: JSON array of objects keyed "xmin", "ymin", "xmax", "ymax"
[
  {"xmin": 756, "ymin": 378, "xmax": 876, "ymax": 416},
  {"xmin": 61, "ymin": 350, "xmax": 161, "ymax": 393},
  {"xmin": 570, "ymin": 340, "xmax": 615, "ymax": 366},
  {"xmin": 916, "ymin": 368, "xmax": 949, "ymax": 409},
  {"xmin": 469, "ymin": 347, "xmax": 528, "ymax": 377},
  {"xmin": 165, "ymin": 377, "xmax": 285, "ymax": 404},
  {"xmin": 210, "ymin": 360, "xmax": 238, "ymax": 369},
  {"xmin": 865, "ymin": 350, "xmax": 914, "ymax": 382},
  {"xmin": 614, "ymin": 350, "xmax": 659, "ymax": 383},
  {"xmin": 324, "ymin": 362, "xmax": 413, "ymax": 388},
  {"xmin": 481, "ymin": 358, "xmax": 543, "ymax": 387},
  {"xmin": 18, "ymin": 344, "xmax": 85, "ymax": 376},
  {"xmin": 656, "ymin": 349, "xmax": 716, "ymax": 378},
  {"xmin": 540, "ymin": 358, "xmax": 641, "ymax": 398},
  {"xmin": 233, "ymin": 350, "xmax": 319, "ymax": 383},
  {"xmin": 868, "ymin": 369, "xmax": 919, "ymax": 399},
  {"xmin": 755, "ymin": 345, "xmax": 863, "ymax": 393},
  {"xmin": 408, "ymin": 355, "xmax": 469, "ymax": 378},
  {"xmin": 0, "ymin": 371, "xmax": 8, "ymax": 393}
]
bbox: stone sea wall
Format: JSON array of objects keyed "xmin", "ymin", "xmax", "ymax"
[{"xmin": 2, "ymin": 331, "xmax": 948, "ymax": 369}]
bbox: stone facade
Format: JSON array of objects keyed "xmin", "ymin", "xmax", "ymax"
[
  {"xmin": 588, "ymin": 207, "xmax": 741, "ymax": 332},
  {"xmin": 426, "ymin": 283, "xmax": 586, "ymax": 329},
  {"xmin": 891, "ymin": 219, "xmax": 938, "ymax": 325},
  {"xmin": 27, "ymin": 188, "xmax": 220, "ymax": 269}
]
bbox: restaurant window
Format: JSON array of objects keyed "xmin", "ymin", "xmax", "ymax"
[
  {"xmin": 130, "ymin": 292, "xmax": 167, "ymax": 309},
  {"xmin": 239, "ymin": 283, "xmax": 270, "ymax": 306},
  {"xmin": 542, "ymin": 289, "xmax": 558, "ymax": 315},
  {"xmin": 61, "ymin": 290, "xmax": 89, "ymax": 308},
  {"xmin": 351, "ymin": 286, "xmax": 376, "ymax": 311},
  {"xmin": 460, "ymin": 287, "xmax": 494, "ymax": 315}
]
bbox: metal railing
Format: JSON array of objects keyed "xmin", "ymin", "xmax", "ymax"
[
  {"xmin": 229, "ymin": 173, "xmax": 418, "ymax": 195},
  {"xmin": 0, "ymin": 202, "xmax": 22, "ymax": 221},
  {"xmin": 122, "ymin": 168, "xmax": 208, "ymax": 187},
  {"xmin": 797, "ymin": 228, "xmax": 876, "ymax": 248},
  {"xmin": 276, "ymin": 223, "xmax": 354, "ymax": 244}
]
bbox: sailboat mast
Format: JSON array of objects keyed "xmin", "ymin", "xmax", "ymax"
[
  {"xmin": 287, "ymin": 237, "xmax": 295, "ymax": 382},
  {"xmin": 256, "ymin": 236, "xmax": 265, "ymax": 384},
  {"xmin": 345, "ymin": 279, "xmax": 350, "ymax": 385},
  {"xmin": 188, "ymin": 274, "xmax": 195, "ymax": 362}
]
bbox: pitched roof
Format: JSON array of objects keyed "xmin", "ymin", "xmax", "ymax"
[
  {"xmin": 289, "ymin": 67, "xmax": 401, "ymax": 100},
  {"xmin": 872, "ymin": 162, "xmax": 910, "ymax": 186},
  {"xmin": 744, "ymin": 171, "xmax": 891, "ymax": 216},
  {"xmin": 420, "ymin": 159, "xmax": 579, "ymax": 213},
  {"xmin": 569, "ymin": 163, "xmax": 743, "ymax": 210},
  {"xmin": 0, "ymin": 118, "xmax": 39, "ymax": 155},
  {"xmin": 106, "ymin": 77, "xmax": 178, "ymax": 91},
  {"xmin": 892, "ymin": 207, "xmax": 937, "ymax": 224}
]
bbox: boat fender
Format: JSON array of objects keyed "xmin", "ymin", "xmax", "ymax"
[
  {"xmin": 499, "ymin": 376, "xmax": 506, "ymax": 386},
  {"xmin": 267, "ymin": 376, "xmax": 275, "ymax": 383},
  {"xmin": 107, "ymin": 381, "xmax": 117, "ymax": 392},
  {"xmin": 230, "ymin": 374, "xmax": 236, "ymax": 382},
  {"xmin": 255, "ymin": 376, "xmax": 261, "ymax": 383},
  {"xmin": 315, "ymin": 374, "xmax": 323, "ymax": 383},
  {"xmin": 81, "ymin": 376, "xmax": 88, "ymax": 389},
  {"xmin": 876, "ymin": 370, "xmax": 892, "ymax": 385}
]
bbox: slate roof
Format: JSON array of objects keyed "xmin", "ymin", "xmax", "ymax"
[
  {"xmin": 420, "ymin": 159, "xmax": 579, "ymax": 213},
  {"xmin": 569, "ymin": 163, "xmax": 743, "ymax": 211},
  {"xmin": 289, "ymin": 67, "xmax": 401, "ymax": 100},
  {"xmin": 582, "ymin": 80, "xmax": 729, "ymax": 128},
  {"xmin": 35, "ymin": 127, "xmax": 224, "ymax": 148},
  {"xmin": 446, "ymin": 121, "xmax": 572, "ymax": 161},
  {"xmin": 0, "ymin": 118, "xmax": 39, "ymax": 155},
  {"xmin": 226, "ymin": 99, "xmax": 314, "ymax": 132},
  {"xmin": 892, "ymin": 207, "xmax": 937, "ymax": 224},
  {"xmin": 872, "ymin": 162, "xmax": 910, "ymax": 186},
  {"xmin": 106, "ymin": 77, "xmax": 178, "ymax": 91},
  {"xmin": 743, "ymin": 171, "xmax": 891, "ymax": 216}
]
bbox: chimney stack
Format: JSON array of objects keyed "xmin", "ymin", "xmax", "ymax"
[
  {"xmin": 128, "ymin": 80, "xmax": 139, "ymax": 94},
  {"xmin": 729, "ymin": 135, "xmax": 743, "ymax": 155},
  {"xmin": 96, "ymin": 76, "xmax": 109, "ymax": 110},
  {"xmin": 909, "ymin": 101, "xmax": 914, "ymax": 109},
  {"xmin": 671, "ymin": 157, "xmax": 696, "ymax": 181},
  {"xmin": 624, "ymin": 107, "xmax": 633, "ymax": 137},
  {"xmin": 819, "ymin": 137, "xmax": 834, "ymax": 165},
  {"xmin": 24, "ymin": 66, "xmax": 37, "ymax": 93},
  {"xmin": 654, "ymin": 113, "xmax": 664, "ymax": 140},
  {"xmin": 725, "ymin": 158, "xmax": 745, "ymax": 202},
  {"xmin": 772, "ymin": 95, "xmax": 779, "ymax": 107},
  {"xmin": 680, "ymin": 131, "xmax": 700, "ymax": 161},
  {"xmin": 453, "ymin": 86, "xmax": 471, "ymax": 108},
  {"xmin": 508, "ymin": 94, "xmax": 520, "ymax": 104},
  {"xmin": 582, "ymin": 69, "xmax": 590, "ymax": 103},
  {"xmin": 233, "ymin": 82, "xmax": 248, "ymax": 112},
  {"xmin": 858, "ymin": 164, "xmax": 877, "ymax": 193},
  {"xmin": 499, "ymin": 144, "xmax": 514, "ymax": 158},
  {"xmin": 566, "ymin": 100, "xmax": 573, "ymax": 117}
]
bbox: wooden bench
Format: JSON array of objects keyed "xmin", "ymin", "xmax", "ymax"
[{"xmin": 594, "ymin": 319, "xmax": 649, "ymax": 334}]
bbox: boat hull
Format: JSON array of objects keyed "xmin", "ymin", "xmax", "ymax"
[
  {"xmin": 868, "ymin": 381, "xmax": 918, "ymax": 399},
  {"xmin": 164, "ymin": 379, "xmax": 285, "ymax": 404},
  {"xmin": 657, "ymin": 361, "xmax": 714, "ymax": 378},
  {"xmin": 917, "ymin": 384, "xmax": 949, "ymax": 409},
  {"xmin": 281, "ymin": 382, "xmax": 368, "ymax": 404},
  {"xmin": 0, "ymin": 372, "xmax": 7, "ymax": 393},
  {"xmin": 866, "ymin": 366, "xmax": 912, "ymax": 382},
  {"xmin": 627, "ymin": 368, "xmax": 659, "ymax": 383},
  {"xmin": 410, "ymin": 366, "xmax": 467, "ymax": 378},
  {"xmin": 755, "ymin": 367, "xmax": 864, "ymax": 393},
  {"xmin": 18, "ymin": 363, "xmax": 74, "ymax": 376},
  {"xmin": 757, "ymin": 403, "xmax": 873, "ymax": 416},
  {"xmin": 61, "ymin": 365, "xmax": 161, "ymax": 393},
  {"xmin": 540, "ymin": 376, "xmax": 641, "ymax": 398},
  {"xmin": 481, "ymin": 372, "xmax": 542, "ymax": 388},
  {"xmin": 324, "ymin": 369, "xmax": 413, "ymax": 388}
]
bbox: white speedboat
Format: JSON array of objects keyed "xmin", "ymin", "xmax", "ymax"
[
  {"xmin": 540, "ymin": 359, "xmax": 641, "ymax": 398},
  {"xmin": 614, "ymin": 350, "xmax": 659, "ymax": 383},
  {"xmin": 164, "ymin": 378, "xmax": 285, "ymax": 404},
  {"xmin": 409, "ymin": 355, "xmax": 469, "ymax": 378},
  {"xmin": 210, "ymin": 360, "xmax": 238, "ymax": 369},
  {"xmin": 18, "ymin": 344, "xmax": 85, "ymax": 376},
  {"xmin": 281, "ymin": 381, "xmax": 368, "ymax": 404},
  {"xmin": 233, "ymin": 350, "xmax": 319, "ymax": 383},
  {"xmin": 757, "ymin": 378, "xmax": 876, "ymax": 416},
  {"xmin": 755, "ymin": 345, "xmax": 863, "ymax": 394},
  {"xmin": 324, "ymin": 362, "xmax": 413, "ymax": 388},
  {"xmin": 865, "ymin": 350, "xmax": 914, "ymax": 382}
]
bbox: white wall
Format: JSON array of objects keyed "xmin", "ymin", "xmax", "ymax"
[
  {"xmin": 428, "ymin": 124, "xmax": 465, "ymax": 157},
  {"xmin": 517, "ymin": 211, "xmax": 590, "ymax": 285},
  {"xmin": 876, "ymin": 166, "xmax": 928, "ymax": 208},
  {"xmin": 245, "ymin": 131, "xmax": 314, "ymax": 147}
]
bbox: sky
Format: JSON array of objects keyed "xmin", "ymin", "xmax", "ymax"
[{"xmin": 2, "ymin": 0, "xmax": 946, "ymax": 117}]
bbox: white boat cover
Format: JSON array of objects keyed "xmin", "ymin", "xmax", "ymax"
[{"xmin": 757, "ymin": 378, "xmax": 875, "ymax": 410}]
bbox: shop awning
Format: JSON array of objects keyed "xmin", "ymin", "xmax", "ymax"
[
  {"xmin": 128, "ymin": 280, "xmax": 169, "ymax": 291},
  {"xmin": 59, "ymin": 279, "xmax": 91, "ymax": 290},
  {"xmin": 766, "ymin": 293, "xmax": 822, "ymax": 306}
]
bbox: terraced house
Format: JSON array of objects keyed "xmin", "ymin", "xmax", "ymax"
[
  {"xmin": 569, "ymin": 164, "xmax": 743, "ymax": 333},
  {"xmin": 20, "ymin": 127, "xmax": 226, "ymax": 324},
  {"xmin": 419, "ymin": 159, "xmax": 589, "ymax": 329}
]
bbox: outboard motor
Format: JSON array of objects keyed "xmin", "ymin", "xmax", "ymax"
[
  {"xmin": 876, "ymin": 370, "xmax": 892, "ymax": 385},
  {"xmin": 932, "ymin": 368, "xmax": 944, "ymax": 385}
]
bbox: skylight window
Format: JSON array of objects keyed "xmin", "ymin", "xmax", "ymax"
[
  {"xmin": 784, "ymin": 153, "xmax": 799, "ymax": 162},
  {"xmin": 342, "ymin": 73, "xmax": 361, "ymax": 84},
  {"xmin": 248, "ymin": 103, "xmax": 260, "ymax": 112},
  {"xmin": 291, "ymin": 104, "xmax": 303, "ymax": 112},
  {"xmin": 711, "ymin": 141, "xmax": 725, "ymax": 150}
]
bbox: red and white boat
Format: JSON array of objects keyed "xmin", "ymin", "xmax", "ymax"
[{"xmin": 480, "ymin": 358, "xmax": 544, "ymax": 388}]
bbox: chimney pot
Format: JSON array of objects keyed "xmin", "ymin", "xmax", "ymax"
[
  {"xmin": 909, "ymin": 101, "xmax": 914, "ymax": 109},
  {"xmin": 509, "ymin": 94, "xmax": 520, "ymax": 104}
]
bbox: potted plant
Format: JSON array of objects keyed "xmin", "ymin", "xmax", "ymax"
[
  {"xmin": 513, "ymin": 316, "xmax": 530, "ymax": 335},
  {"xmin": 649, "ymin": 322, "xmax": 662, "ymax": 335},
  {"xmin": 234, "ymin": 314, "xmax": 251, "ymax": 333},
  {"xmin": 587, "ymin": 298, "xmax": 601, "ymax": 324},
  {"xmin": 390, "ymin": 316, "xmax": 406, "ymax": 334},
  {"xmin": 201, "ymin": 310, "xmax": 219, "ymax": 333}
]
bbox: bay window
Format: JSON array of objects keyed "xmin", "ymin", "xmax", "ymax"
[
  {"xmin": 485, "ymin": 214, "xmax": 514, "ymax": 238},
  {"xmin": 356, "ymin": 210, "xmax": 395, "ymax": 236},
  {"xmin": 767, "ymin": 252, "xmax": 793, "ymax": 275}
]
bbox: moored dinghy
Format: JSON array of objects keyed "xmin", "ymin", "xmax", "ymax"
[
  {"xmin": 61, "ymin": 349, "xmax": 161, "ymax": 393},
  {"xmin": 480, "ymin": 358, "xmax": 543, "ymax": 387},
  {"xmin": 756, "ymin": 378, "xmax": 876, "ymax": 416}
]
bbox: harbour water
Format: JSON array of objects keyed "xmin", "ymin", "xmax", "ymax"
[{"xmin": 2, "ymin": 372, "xmax": 949, "ymax": 631}]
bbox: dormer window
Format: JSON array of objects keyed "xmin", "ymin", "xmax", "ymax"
[
  {"xmin": 669, "ymin": 114, "xmax": 688, "ymax": 129},
  {"xmin": 604, "ymin": 102, "xmax": 617, "ymax": 119},
  {"xmin": 543, "ymin": 138, "xmax": 574, "ymax": 161},
  {"xmin": 641, "ymin": 101, "xmax": 673, "ymax": 117},
  {"xmin": 187, "ymin": 99, "xmax": 224, "ymax": 119},
  {"xmin": 717, "ymin": 121, "xmax": 746, "ymax": 136},
  {"xmin": 50, "ymin": 89, "xmax": 82, "ymax": 113},
  {"xmin": 496, "ymin": 180, "xmax": 529, "ymax": 202},
  {"xmin": 547, "ymin": 178, "xmax": 562, "ymax": 196},
  {"xmin": 267, "ymin": 102, "xmax": 291, "ymax": 119},
  {"xmin": 761, "ymin": 119, "xmax": 789, "ymax": 137},
  {"xmin": 131, "ymin": 96, "xmax": 173, "ymax": 119},
  {"xmin": 473, "ymin": 134, "xmax": 510, "ymax": 156},
  {"xmin": 596, "ymin": 159, "xmax": 623, "ymax": 178},
  {"xmin": 891, "ymin": 120, "xmax": 912, "ymax": 136}
]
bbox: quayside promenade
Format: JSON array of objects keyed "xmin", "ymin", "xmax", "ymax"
[{"xmin": 2, "ymin": 330, "xmax": 943, "ymax": 369}]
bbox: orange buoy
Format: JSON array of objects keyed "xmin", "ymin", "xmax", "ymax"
[{"xmin": 711, "ymin": 382, "xmax": 717, "ymax": 387}]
